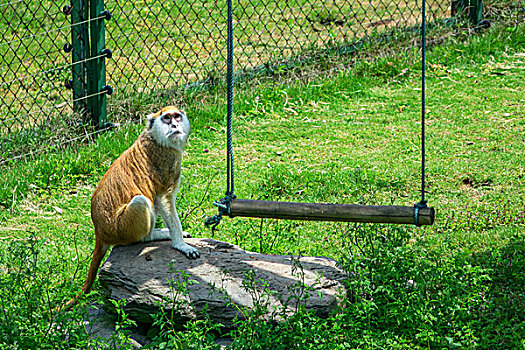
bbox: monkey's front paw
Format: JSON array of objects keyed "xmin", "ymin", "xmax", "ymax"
[{"xmin": 173, "ymin": 242, "xmax": 200, "ymax": 259}]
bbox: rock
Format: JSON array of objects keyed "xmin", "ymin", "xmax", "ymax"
[
  {"xmin": 84, "ymin": 303, "xmax": 149, "ymax": 348},
  {"xmin": 99, "ymin": 236, "xmax": 347, "ymax": 328}
]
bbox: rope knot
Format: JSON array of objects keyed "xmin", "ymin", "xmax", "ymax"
[{"xmin": 204, "ymin": 195, "xmax": 235, "ymax": 234}]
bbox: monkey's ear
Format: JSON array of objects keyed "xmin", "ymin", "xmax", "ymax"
[{"xmin": 147, "ymin": 112, "xmax": 157, "ymax": 129}]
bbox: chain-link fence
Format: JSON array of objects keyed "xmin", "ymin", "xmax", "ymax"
[
  {"xmin": 1, "ymin": 0, "xmax": 456, "ymax": 163},
  {"xmin": 105, "ymin": 0, "xmax": 450, "ymax": 93}
]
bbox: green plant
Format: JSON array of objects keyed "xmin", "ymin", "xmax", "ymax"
[
  {"xmin": 147, "ymin": 268, "xmax": 221, "ymax": 350},
  {"xmin": 108, "ymin": 299, "xmax": 139, "ymax": 349},
  {"xmin": 0, "ymin": 235, "xmax": 91, "ymax": 349}
]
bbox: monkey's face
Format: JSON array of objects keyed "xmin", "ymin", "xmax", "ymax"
[{"xmin": 147, "ymin": 106, "xmax": 191, "ymax": 151}]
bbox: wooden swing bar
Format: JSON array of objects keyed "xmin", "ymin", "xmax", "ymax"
[{"xmin": 228, "ymin": 199, "xmax": 435, "ymax": 226}]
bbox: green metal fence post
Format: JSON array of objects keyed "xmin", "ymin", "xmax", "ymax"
[
  {"xmin": 71, "ymin": 0, "xmax": 90, "ymax": 116},
  {"xmin": 451, "ymin": 0, "xmax": 461, "ymax": 18},
  {"xmin": 469, "ymin": 0, "xmax": 483, "ymax": 24},
  {"xmin": 451, "ymin": 0, "xmax": 483, "ymax": 25},
  {"xmin": 87, "ymin": 0, "xmax": 111, "ymax": 129}
]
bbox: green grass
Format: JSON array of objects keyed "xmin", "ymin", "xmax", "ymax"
[{"xmin": 0, "ymin": 22, "xmax": 524, "ymax": 349}]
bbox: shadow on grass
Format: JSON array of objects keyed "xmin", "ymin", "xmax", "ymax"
[
  {"xmin": 466, "ymin": 234, "xmax": 525, "ymax": 347},
  {"xmin": 340, "ymin": 230, "xmax": 525, "ymax": 348}
]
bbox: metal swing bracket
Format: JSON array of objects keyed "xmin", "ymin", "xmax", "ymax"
[{"xmin": 414, "ymin": 200, "xmax": 428, "ymax": 227}]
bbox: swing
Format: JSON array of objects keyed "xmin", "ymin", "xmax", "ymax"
[{"xmin": 205, "ymin": 0, "xmax": 435, "ymax": 229}]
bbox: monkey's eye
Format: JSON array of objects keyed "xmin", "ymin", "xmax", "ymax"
[
  {"xmin": 160, "ymin": 112, "xmax": 183, "ymax": 124},
  {"xmin": 161, "ymin": 114, "xmax": 172, "ymax": 123}
]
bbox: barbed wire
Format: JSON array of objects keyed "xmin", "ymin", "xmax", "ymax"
[
  {"xmin": 1, "ymin": 52, "xmax": 110, "ymax": 88},
  {"xmin": 0, "ymin": 9, "xmax": 64, "ymax": 32},
  {"xmin": 70, "ymin": 89, "xmax": 109, "ymax": 103},
  {"xmin": 0, "ymin": 13, "xmax": 108, "ymax": 48},
  {"xmin": 0, "ymin": 102, "xmax": 72, "ymax": 127},
  {"xmin": 0, "ymin": 126, "xmax": 106, "ymax": 167},
  {"xmin": 0, "ymin": 47, "xmax": 65, "ymax": 64}
]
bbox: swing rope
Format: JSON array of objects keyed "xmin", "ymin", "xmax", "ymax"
[
  {"xmin": 204, "ymin": 0, "xmax": 235, "ymax": 232},
  {"xmin": 225, "ymin": 0, "xmax": 235, "ymax": 199},
  {"xmin": 414, "ymin": 0, "xmax": 428, "ymax": 226}
]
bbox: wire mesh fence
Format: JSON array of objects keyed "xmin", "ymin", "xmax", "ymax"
[
  {"xmin": 2, "ymin": 0, "xmax": 456, "ymax": 163},
  {"xmin": 104, "ymin": 0, "xmax": 450, "ymax": 96}
]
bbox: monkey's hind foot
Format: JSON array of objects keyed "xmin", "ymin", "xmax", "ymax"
[{"xmin": 173, "ymin": 242, "xmax": 200, "ymax": 259}]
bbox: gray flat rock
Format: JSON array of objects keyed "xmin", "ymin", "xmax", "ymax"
[{"xmin": 99, "ymin": 237, "xmax": 347, "ymax": 328}]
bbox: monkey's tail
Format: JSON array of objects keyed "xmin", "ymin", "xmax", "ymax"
[{"xmin": 52, "ymin": 239, "xmax": 109, "ymax": 314}]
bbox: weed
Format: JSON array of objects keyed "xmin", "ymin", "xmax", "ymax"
[
  {"xmin": 0, "ymin": 234, "xmax": 91, "ymax": 348},
  {"xmin": 108, "ymin": 299, "xmax": 139, "ymax": 349},
  {"xmin": 147, "ymin": 268, "xmax": 221, "ymax": 349}
]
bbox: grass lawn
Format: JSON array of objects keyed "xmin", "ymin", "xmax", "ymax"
[{"xmin": 0, "ymin": 21, "xmax": 523, "ymax": 349}]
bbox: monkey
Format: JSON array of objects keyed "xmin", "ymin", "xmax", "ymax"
[{"xmin": 58, "ymin": 106, "xmax": 199, "ymax": 312}]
